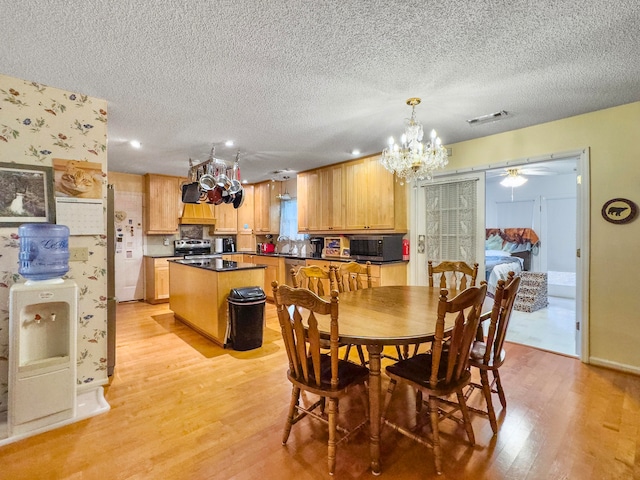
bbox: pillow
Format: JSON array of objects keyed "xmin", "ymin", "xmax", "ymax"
[
  {"xmin": 485, "ymin": 234, "xmax": 504, "ymax": 250},
  {"xmin": 485, "ymin": 249, "xmax": 511, "ymax": 257}
]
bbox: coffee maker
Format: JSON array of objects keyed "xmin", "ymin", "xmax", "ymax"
[
  {"xmin": 309, "ymin": 237, "xmax": 323, "ymax": 258},
  {"xmin": 222, "ymin": 237, "xmax": 235, "ymax": 253}
]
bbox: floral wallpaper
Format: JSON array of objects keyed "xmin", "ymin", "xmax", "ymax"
[{"xmin": 0, "ymin": 73, "xmax": 108, "ymax": 413}]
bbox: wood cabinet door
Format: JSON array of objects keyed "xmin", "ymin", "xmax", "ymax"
[
  {"xmin": 144, "ymin": 174, "xmax": 182, "ymax": 234},
  {"xmin": 297, "ymin": 172, "xmax": 310, "ymax": 232},
  {"xmin": 327, "ymin": 164, "xmax": 344, "ymax": 230},
  {"xmin": 343, "ymin": 159, "xmax": 369, "ymax": 230},
  {"xmin": 236, "ymin": 184, "xmax": 255, "ymax": 233},
  {"xmin": 364, "ymin": 156, "xmax": 395, "ymax": 230},
  {"xmin": 254, "ymin": 182, "xmax": 271, "ymax": 233},
  {"xmin": 213, "ymin": 203, "xmax": 238, "ymax": 233}
]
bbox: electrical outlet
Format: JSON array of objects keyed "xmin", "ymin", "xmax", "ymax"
[{"xmin": 69, "ymin": 247, "xmax": 89, "ymax": 262}]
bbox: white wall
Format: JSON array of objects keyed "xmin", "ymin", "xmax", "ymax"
[{"xmin": 486, "ymin": 170, "xmax": 577, "ymax": 273}]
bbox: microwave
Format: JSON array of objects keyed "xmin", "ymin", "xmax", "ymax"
[{"xmin": 349, "ymin": 235, "xmax": 403, "ymax": 262}]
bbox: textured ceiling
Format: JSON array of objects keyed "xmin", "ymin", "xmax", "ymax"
[{"xmin": 2, "ymin": 0, "xmax": 640, "ymax": 183}]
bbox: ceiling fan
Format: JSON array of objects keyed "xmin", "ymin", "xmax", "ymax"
[{"xmin": 491, "ymin": 164, "xmax": 561, "ymax": 187}]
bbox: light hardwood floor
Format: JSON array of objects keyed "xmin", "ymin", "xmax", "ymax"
[{"xmin": 1, "ymin": 300, "xmax": 639, "ymax": 479}]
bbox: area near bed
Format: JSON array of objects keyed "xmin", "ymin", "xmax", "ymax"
[{"xmin": 485, "ymin": 228, "xmax": 540, "ymax": 295}]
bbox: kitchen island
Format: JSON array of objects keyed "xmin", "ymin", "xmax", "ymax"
[{"xmin": 168, "ymin": 259, "xmax": 266, "ymax": 346}]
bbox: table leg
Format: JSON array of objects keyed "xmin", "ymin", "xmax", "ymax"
[{"xmin": 366, "ymin": 343, "xmax": 383, "ymax": 475}]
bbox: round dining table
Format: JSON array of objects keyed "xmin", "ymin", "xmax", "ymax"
[
  {"xmin": 308, "ymin": 285, "xmax": 493, "ymax": 475},
  {"xmin": 312, "ymin": 285, "xmax": 478, "ymax": 475}
]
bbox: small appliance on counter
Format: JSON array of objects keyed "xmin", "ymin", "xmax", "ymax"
[
  {"xmin": 260, "ymin": 242, "xmax": 275, "ymax": 254},
  {"xmin": 222, "ymin": 237, "xmax": 235, "ymax": 253},
  {"xmin": 349, "ymin": 235, "xmax": 403, "ymax": 262},
  {"xmin": 323, "ymin": 236, "xmax": 350, "ymax": 258},
  {"xmin": 309, "ymin": 237, "xmax": 323, "ymax": 258}
]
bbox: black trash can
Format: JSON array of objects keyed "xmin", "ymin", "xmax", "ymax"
[{"xmin": 227, "ymin": 286, "xmax": 266, "ymax": 351}]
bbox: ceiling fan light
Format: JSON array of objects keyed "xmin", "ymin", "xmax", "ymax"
[{"xmin": 500, "ymin": 175, "xmax": 527, "ymax": 187}]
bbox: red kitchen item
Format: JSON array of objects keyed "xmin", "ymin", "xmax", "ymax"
[
  {"xmin": 402, "ymin": 238, "xmax": 410, "ymax": 261},
  {"xmin": 261, "ymin": 243, "xmax": 275, "ymax": 253}
]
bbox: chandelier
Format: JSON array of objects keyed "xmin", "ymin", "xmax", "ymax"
[{"xmin": 380, "ymin": 97, "xmax": 448, "ymax": 183}]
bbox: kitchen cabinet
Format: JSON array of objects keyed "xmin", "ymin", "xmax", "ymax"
[
  {"xmin": 298, "ymin": 164, "xmax": 343, "ymax": 232},
  {"xmin": 297, "ymin": 154, "xmax": 406, "ymax": 234},
  {"xmin": 343, "ymin": 155, "xmax": 399, "ymax": 231},
  {"xmin": 144, "ymin": 256, "xmax": 181, "ymax": 304},
  {"xmin": 168, "ymin": 261, "xmax": 265, "ymax": 346},
  {"xmin": 144, "ymin": 174, "xmax": 183, "ymax": 234},
  {"xmin": 211, "ymin": 202, "xmax": 237, "ymax": 233},
  {"xmin": 254, "ymin": 181, "xmax": 280, "ymax": 234},
  {"xmin": 236, "ymin": 185, "xmax": 256, "ymax": 252}
]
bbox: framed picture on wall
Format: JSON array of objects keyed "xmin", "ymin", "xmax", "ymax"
[{"xmin": 0, "ymin": 162, "xmax": 55, "ymax": 226}]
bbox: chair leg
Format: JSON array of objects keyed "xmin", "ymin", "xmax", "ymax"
[
  {"xmin": 493, "ymin": 370, "xmax": 507, "ymax": 408},
  {"xmin": 343, "ymin": 344, "xmax": 352, "ymax": 361},
  {"xmin": 283, "ymin": 387, "xmax": 301, "ymax": 444},
  {"xmin": 328, "ymin": 397, "xmax": 338, "ymax": 475},
  {"xmin": 356, "ymin": 345, "xmax": 366, "ymax": 366},
  {"xmin": 428, "ymin": 396, "xmax": 443, "ymax": 475},
  {"xmin": 381, "ymin": 378, "xmax": 398, "ymax": 419},
  {"xmin": 480, "ymin": 370, "xmax": 498, "ymax": 434},
  {"xmin": 456, "ymin": 390, "xmax": 475, "ymax": 445}
]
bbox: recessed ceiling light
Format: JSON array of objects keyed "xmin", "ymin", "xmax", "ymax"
[
  {"xmin": 351, "ymin": 149, "xmax": 361, "ymax": 156},
  {"xmin": 129, "ymin": 140, "xmax": 141, "ymax": 149},
  {"xmin": 225, "ymin": 140, "xmax": 234, "ymax": 147},
  {"xmin": 242, "ymin": 179, "xmax": 248, "ymax": 184}
]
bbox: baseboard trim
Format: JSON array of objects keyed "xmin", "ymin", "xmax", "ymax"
[{"xmin": 589, "ymin": 357, "xmax": 640, "ymax": 376}]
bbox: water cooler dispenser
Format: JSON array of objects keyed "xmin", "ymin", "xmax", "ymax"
[
  {"xmin": 7, "ymin": 223, "xmax": 77, "ymax": 437},
  {"xmin": 8, "ymin": 280, "xmax": 77, "ymax": 436}
]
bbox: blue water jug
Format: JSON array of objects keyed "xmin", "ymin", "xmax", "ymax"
[{"xmin": 18, "ymin": 223, "xmax": 70, "ymax": 281}]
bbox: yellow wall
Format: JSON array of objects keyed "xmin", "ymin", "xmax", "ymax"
[
  {"xmin": 107, "ymin": 171, "xmax": 144, "ymax": 193},
  {"xmin": 445, "ymin": 101, "xmax": 640, "ymax": 371}
]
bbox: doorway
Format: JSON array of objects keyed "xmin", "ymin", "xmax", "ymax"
[
  {"xmin": 486, "ymin": 159, "xmax": 578, "ymax": 356},
  {"xmin": 410, "ymin": 149, "xmax": 589, "ymax": 360}
]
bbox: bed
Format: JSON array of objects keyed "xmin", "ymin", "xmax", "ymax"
[{"xmin": 485, "ymin": 228, "xmax": 539, "ymax": 294}]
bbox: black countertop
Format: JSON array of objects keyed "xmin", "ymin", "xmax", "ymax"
[{"xmin": 169, "ymin": 258, "xmax": 266, "ymax": 272}]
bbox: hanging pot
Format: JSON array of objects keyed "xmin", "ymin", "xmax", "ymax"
[
  {"xmin": 198, "ymin": 162, "xmax": 216, "ymax": 191},
  {"xmin": 181, "ymin": 182, "xmax": 200, "ymax": 203},
  {"xmin": 208, "ymin": 185, "xmax": 225, "ymax": 205},
  {"xmin": 232, "ymin": 186, "xmax": 244, "ymax": 209}
]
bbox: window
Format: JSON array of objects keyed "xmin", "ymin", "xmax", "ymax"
[
  {"xmin": 424, "ymin": 179, "xmax": 477, "ymax": 263},
  {"xmin": 279, "ymin": 199, "xmax": 305, "ymax": 241}
]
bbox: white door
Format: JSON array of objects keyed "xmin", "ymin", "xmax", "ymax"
[{"xmin": 114, "ymin": 191, "xmax": 144, "ymax": 301}]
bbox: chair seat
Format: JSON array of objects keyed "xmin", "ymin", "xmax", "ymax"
[
  {"xmin": 289, "ymin": 354, "xmax": 369, "ymax": 393},
  {"xmin": 469, "ymin": 341, "xmax": 506, "ymax": 368},
  {"xmin": 386, "ymin": 352, "xmax": 471, "ymax": 394}
]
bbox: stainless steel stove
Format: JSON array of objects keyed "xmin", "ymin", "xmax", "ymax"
[{"xmin": 174, "ymin": 239, "xmax": 214, "ymax": 257}]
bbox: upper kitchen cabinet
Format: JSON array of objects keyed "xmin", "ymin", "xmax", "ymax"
[
  {"xmin": 254, "ymin": 181, "xmax": 280, "ymax": 234},
  {"xmin": 297, "ymin": 154, "xmax": 406, "ymax": 234},
  {"xmin": 144, "ymin": 174, "xmax": 183, "ymax": 234},
  {"xmin": 237, "ymin": 185, "xmax": 255, "ymax": 233},
  {"xmin": 343, "ymin": 154, "xmax": 406, "ymax": 231},
  {"xmin": 236, "ymin": 185, "xmax": 256, "ymax": 252},
  {"xmin": 298, "ymin": 164, "xmax": 343, "ymax": 232},
  {"xmin": 211, "ymin": 202, "xmax": 238, "ymax": 234}
]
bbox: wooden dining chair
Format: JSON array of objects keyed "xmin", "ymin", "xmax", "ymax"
[
  {"xmin": 428, "ymin": 260, "xmax": 479, "ymax": 290},
  {"xmin": 271, "ymin": 281, "xmax": 369, "ymax": 476},
  {"xmin": 465, "ymin": 272, "xmax": 521, "ymax": 434},
  {"xmin": 331, "ymin": 261, "xmax": 372, "ymax": 293},
  {"xmin": 381, "ymin": 283, "xmax": 487, "ymax": 475},
  {"xmin": 291, "ymin": 265, "xmax": 334, "ymax": 296},
  {"xmin": 329, "ymin": 262, "xmax": 376, "ymax": 365}
]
